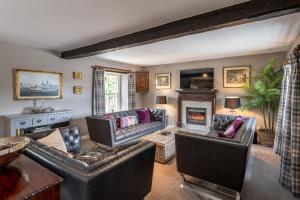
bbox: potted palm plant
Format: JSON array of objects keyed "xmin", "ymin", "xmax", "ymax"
[{"xmin": 241, "ymin": 59, "xmax": 283, "ymax": 147}]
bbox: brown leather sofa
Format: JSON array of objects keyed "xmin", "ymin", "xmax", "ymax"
[{"xmin": 175, "ymin": 114, "xmax": 256, "ymax": 192}]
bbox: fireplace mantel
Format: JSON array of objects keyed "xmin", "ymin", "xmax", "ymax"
[{"xmin": 176, "ymin": 89, "xmax": 217, "ymax": 128}]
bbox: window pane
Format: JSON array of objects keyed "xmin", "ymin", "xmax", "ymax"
[
  {"xmin": 104, "ymin": 73, "xmax": 120, "ymax": 113},
  {"xmin": 105, "ymin": 74, "xmax": 118, "ymax": 94}
]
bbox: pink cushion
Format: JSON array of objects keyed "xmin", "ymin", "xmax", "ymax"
[
  {"xmin": 119, "ymin": 116, "xmax": 139, "ymax": 128},
  {"xmin": 218, "ymin": 116, "xmax": 244, "ymax": 139},
  {"xmin": 136, "ymin": 109, "xmax": 151, "ymax": 123}
]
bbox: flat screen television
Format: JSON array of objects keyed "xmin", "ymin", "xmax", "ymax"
[{"xmin": 180, "ymin": 68, "xmax": 214, "ymax": 90}]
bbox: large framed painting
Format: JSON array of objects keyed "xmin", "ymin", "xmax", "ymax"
[
  {"xmin": 223, "ymin": 66, "xmax": 251, "ymax": 88},
  {"xmin": 14, "ymin": 69, "xmax": 63, "ymax": 100},
  {"xmin": 155, "ymin": 73, "xmax": 171, "ymax": 89}
]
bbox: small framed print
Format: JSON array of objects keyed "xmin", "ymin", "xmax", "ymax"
[
  {"xmin": 73, "ymin": 72, "xmax": 83, "ymax": 80},
  {"xmin": 73, "ymin": 86, "xmax": 82, "ymax": 94},
  {"xmin": 155, "ymin": 73, "xmax": 171, "ymax": 89},
  {"xmin": 223, "ymin": 66, "xmax": 251, "ymax": 88}
]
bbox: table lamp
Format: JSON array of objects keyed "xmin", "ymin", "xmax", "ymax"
[
  {"xmin": 224, "ymin": 96, "xmax": 241, "ymax": 115},
  {"xmin": 156, "ymin": 96, "xmax": 167, "ymax": 104}
]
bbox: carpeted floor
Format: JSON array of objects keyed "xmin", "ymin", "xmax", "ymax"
[
  {"xmin": 145, "ymin": 145, "xmax": 298, "ymax": 200},
  {"xmin": 81, "ymin": 139, "xmax": 297, "ymax": 200}
]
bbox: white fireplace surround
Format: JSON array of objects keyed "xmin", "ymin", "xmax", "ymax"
[{"xmin": 181, "ymin": 100, "xmax": 212, "ymax": 132}]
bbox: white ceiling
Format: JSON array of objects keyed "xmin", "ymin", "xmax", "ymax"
[
  {"xmin": 0, "ymin": 0, "xmax": 247, "ymax": 51},
  {"xmin": 97, "ymin": 13, "xmax": 300, "ymax": 66},
  {"xmin": 0, "ymin": 1, "xmax": 299, "ymax": 66}
]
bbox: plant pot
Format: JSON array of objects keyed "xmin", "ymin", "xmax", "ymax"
[{"xmin": 257, "ymin": 129, "xmax": 275, "ymax": 147}]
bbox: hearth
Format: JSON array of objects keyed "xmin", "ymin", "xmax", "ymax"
[{"xmin": 186, "ymin": 107, "xmax": 207, "ymax": 126}]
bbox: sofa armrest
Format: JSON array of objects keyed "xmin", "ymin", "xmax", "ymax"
[
  {"xmin": 149, "ymin": 109, "xmax": 166, "ymax": 126},
  {"xmin": 175, "ymin": 131, "xmax": 252, "ymax": 192},
  {"xmin": 86, "ymin": 116, "xmax": 116, "ymax": 146}
]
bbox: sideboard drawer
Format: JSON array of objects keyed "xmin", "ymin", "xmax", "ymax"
[
  {"xmin": 15, "ymin": 119, "xmax": 32, "ymax": 129},
  {"xmin": 61, "ymin": 114, "xmax": 71, "ymax": 121},
  {"xmin": 47, "ymin": 115, "xmax": 62, "ymax": 123},
  {"xmin": 32, "ymin": 116, "xmax": 47, "ymax": 126}
]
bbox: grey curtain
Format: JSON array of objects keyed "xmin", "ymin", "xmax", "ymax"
[
  {"xmin": 92, "ymin": 68, "xmax": 105, "ymax": 115},
  {"xmin": 274, "ymin": 46, "xmax": 300, "ymax": 196},
  {"xmin": 128, "ymin": 73, "xmax": 136, "ymax": 110}
]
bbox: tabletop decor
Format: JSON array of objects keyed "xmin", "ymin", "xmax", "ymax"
[
  {"xmin": 14, "ymin": 69, "xmax": 63, "ymax": 100},
  {"xmin": 0, "ymin": 136, "xmax": 30, "ymax": 168},
  {"xmin": 155, "ymin": 73, "xmax": 171, "ymax": 89},
  {"xmin": 223, "ymin": 66, "xmax": 250, "ymax": 88}
]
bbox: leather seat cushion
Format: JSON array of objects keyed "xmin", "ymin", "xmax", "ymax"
[{"xmin": 115, "ymin": 121, "xmax": 163, "ymax": 141}]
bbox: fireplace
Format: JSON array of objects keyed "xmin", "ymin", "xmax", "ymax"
[
  {"xmin": 186, "ymin": 107, "xmax": 207, "ymax": 126},
  {"xmin": 176, "ymin": 89, "xmax": 217, "ymax": 131}
]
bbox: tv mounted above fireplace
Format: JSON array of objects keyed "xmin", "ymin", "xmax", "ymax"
[{"xmin": 180, "ymin": 68, "xmax": 214, "ymax": 90}]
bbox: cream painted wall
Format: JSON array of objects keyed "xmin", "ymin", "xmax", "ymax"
[
  {"xmin": 140, "ymin": 52, "xmax": 286, "ymax": 129},
  {"xmin": 0, "ymin": 41, "xmax": 141, "ymax": 137}
]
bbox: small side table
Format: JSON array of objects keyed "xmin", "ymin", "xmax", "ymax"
[
  {"xmin": 0, "ymin": 154, "xmax": 63, "ymax": 200},
  {"xmin": 141, "ymin": 127, "xmax": 177, "ymax": 164}
]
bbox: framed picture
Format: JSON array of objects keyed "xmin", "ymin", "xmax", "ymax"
[
  {"xmin": 155, "ymin": 73, "xmax": 171, "ymax": 89},
  {"xmin": 73, "ymin": 86, "xmax": 82, "ymax": 94},
  {"xmin": 223, "ymin": 66, "xmax": 251, "ymax": 88},
  {"xmin": 73, "ymin": 72, "xmax": 83, "ymax": 79},
  {"xmin": 14, "ymin": 69, "xmax": 63, "ymax": 100}
]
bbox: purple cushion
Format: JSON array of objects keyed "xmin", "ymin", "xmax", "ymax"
[
  {"xmin": 218, "ymin": 116, "xmax": 244, "ymax": 139},
  {"xmin": 136, "ymin": 109, "xmax": 151, "ymax": 123}
]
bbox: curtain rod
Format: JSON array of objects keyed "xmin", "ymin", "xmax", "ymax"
[{"xmin": 91, "ymin": 65, "xmax": 133, "ymax": 74}]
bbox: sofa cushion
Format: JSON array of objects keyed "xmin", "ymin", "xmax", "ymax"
[
  {"xmin": 119, "ymin": 115, "xmax": 139, "ymax": 128},
  {"xmin": 218, "ymin": 116, "xmax": 244, "ymax": 139},
  {"xmin": 37, "ymin": 128, "xmax": 68, "ymax": 153},
  {"xmin": 213, "ymin": 115, "xmax": 235, "ymax": 131},
  {"xmin": 115, "ymin": 121, "xmax": 163, "ymax": 141},
  {"xmin": 136, "ymin": 109, "xmax": 151, "ymax": 123}
]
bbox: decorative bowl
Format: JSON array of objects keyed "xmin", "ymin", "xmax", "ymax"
[{"xmin": 0, "ymin": 136, "xmax": 30, "ymax": 168}]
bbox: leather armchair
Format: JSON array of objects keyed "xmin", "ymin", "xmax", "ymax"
[
  {"xmin": 175, "ymin": 114, "xmax": 256, "ymax": 192},
  {"xmin": 24, "ymin": 126, "xmax": 156, "ymax": 200}
]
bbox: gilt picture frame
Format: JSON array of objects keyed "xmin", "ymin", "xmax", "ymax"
[
  {"xmin": 223, "ymin": 66, "xmax": 251, "ymax": 88},
  {"xmin": 155, "ymin": 73, "xmax": 171, "ymax": 89},
  {"xmin": 14, "ymin": 69, "xmax": 63, "ymax": 100}
]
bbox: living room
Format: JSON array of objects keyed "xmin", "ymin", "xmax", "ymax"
[{"xmin": 0, "ymin": 1, "xmax": 300, "ymax": 200}]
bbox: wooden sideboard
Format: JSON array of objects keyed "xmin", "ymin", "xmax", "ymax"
[
  {"xmin": 0, "ymin": 154, "xmax": 63, "ymax": 200},
  {"xmin": 4, "ymin": 109, "xmax": 73, "ymax": 137}
]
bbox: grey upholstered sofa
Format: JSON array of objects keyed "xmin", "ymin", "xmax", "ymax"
[
  {"xmin": 24, "ymin": 126, "xmax": 156, "ymax": 200},
  {"xmin": 175, "ymin": 114, "xmax": 256, "ymax": 192},
  {"xmin": 86, "ymin": 109, "xmax": 166, "ymax": 147}
]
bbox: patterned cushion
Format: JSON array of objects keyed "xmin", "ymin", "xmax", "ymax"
[{"xmin": 119, "ymin": 116, "xmax": 139, "ymax": 128}]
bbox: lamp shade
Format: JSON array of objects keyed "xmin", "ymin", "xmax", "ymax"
[
  {"xmin": 224, "ymin": 96, "xmax": 241, "ymax": 109},
  {"xmin": 156, "ymin": 96, "xmax": 167, "ymax": 104}
]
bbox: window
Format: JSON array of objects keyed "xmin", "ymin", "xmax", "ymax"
[{"xmin": 104, "ymin": 73, "xmax": 121, "ymax": 113}]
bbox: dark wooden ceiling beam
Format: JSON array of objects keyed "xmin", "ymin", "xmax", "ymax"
[{"xmin": 61, "ymin": 0, "xmax": 300, "ymax": 59}]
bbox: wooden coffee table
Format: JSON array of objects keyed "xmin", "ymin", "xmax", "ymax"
[
  {"xmin": 141, "ymin": 127, "xmax": 177, "ymax": 164},
  {"xmin": 0, "ymin": 154, "xmax": 63, "ymax": 200}
]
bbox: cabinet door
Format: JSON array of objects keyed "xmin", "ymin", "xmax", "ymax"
[{"xmin": 136, "ymin": 71, "xmax": 149, "ymax": 92}]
